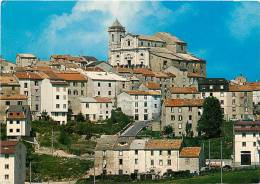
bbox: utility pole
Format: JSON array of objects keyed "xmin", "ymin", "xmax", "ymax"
[
  {"xmin": 30, "ymin": 161, "xmax": 32, "ymax": 184},
  {"xmin": 51, "ymin": 127, "xmax": 54, "ymax": 156},
  {"xmin": 208, "ymin": 139, "xmax": 211, "ymax": 169},
  {"xmin": 221, "ymin": 140, "xmax": 223, "ymax": 184}
]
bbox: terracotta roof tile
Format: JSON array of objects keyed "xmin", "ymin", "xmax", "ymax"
[
  {"xmin": 180, "ymin": 147, "xmax": 201, "ymax": 158},
  {"xmin": 133, "ymin": 68, "xmax": 154, "ymax": 76},
  {"xmin": 116, "ymin": 67, "xmax": 133, "ymax": 73},
  {"xmin": 0, "ymin": 141, "xmax": 18, "ymax": 154},
  {"xmin": 127, "ymin": 90, "xmax": 161, "ymax": 96},
  {"xmin": 170, "ymin": 87, "xmax": 199, "ymax": 94},
  {"xmin": 0, "ymin": 94, "xmax": 28, "ymax": 100},
  {"xmin": 55, "ymin": 72, "xmax": 87, "ymax": 81},
  {"xmin": 144, "ymin": 82, "xmax": 161, "ymax": 90},
  {"xmin": 7, "ymin": 112, "xmax": 25, "ymax": 119},
  {"xmin": 85, "ymin": 67, "xmax": 104, "ymax": 72},
  {"xmin": 146, "ymin": 139, "xmax": 182, "ymax": 150},
  {"xmin": 15, "ymin": 72, "xmax": 43, "ymax": 80},
  {"xmin": 187, "ymin": 72, "xmax": 205, "ymax": 78},
  {"xmin": 164, "ymin": 99, "xmax": 204, "ymax": 107},
  {"xmin": 229, "ymin": 85, "xmax": 255, "ymax": 92},
  {"xmin": 94, "ymin": 97, "xmax": 112, "ymax": 103},
  {"xmin": 0, "ymin": 75, "xmax": 19, "ymax": 85}
]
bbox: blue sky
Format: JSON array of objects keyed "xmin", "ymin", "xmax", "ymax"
[{"xmin": 1, "ymin": 1, "xmax": 260, "ymax": 81}]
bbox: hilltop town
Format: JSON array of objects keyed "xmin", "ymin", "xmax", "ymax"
[{"xmin": 1, "ymin": 19, "xmax": 260, "ymax": 184}]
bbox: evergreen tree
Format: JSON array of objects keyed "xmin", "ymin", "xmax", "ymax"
[
  {"xmin": 164, "ymin": 125, "xmax": 173, "ymax": 137},
  {"xmin": 197, "ymin": 96, "xmax": 223, "ymax": 138}
]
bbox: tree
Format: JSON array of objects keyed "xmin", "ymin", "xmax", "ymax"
[
  {"xmin": 76, "ymin": 112, "xmax": 85, "ymax": 122},
  {"xmin": 164, "ymin": 125, "xmax": 173, "ymax": 137},
  {"xmin": 185, "ymin": 122, "xmax": 193, "ymax": 137},
  {"xmin": 59, "ymin": 127, "xmax": 71, "ymax": 146},
  {"xmin": 67, "ymin": 108, "xmax": 73, "ymax": 121},
  {"xmin": 197, "ymin": 96, "xmax": 223, "ymax": 138}
]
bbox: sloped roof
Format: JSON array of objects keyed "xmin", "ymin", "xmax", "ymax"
[
  {"xmin": 0, "ymin": 94, "xmax": 28, "ymax": 100},
  {"xmin": 0, "ymin": 75, "xmax": 19, "ymax": 85},
  {"xmin": 180, "ymin": 147, "xmax": 201, "ymax": 158},
  {"xmin": 146, "ymin": 139, "xmax": 182, "ymax": 150},
  {"xmin": 133, "ymin": 68, "xmax": 154, "ymax": 76},
  {"xmin": 15, "ymin": 72, "xmax": 43, "ymax": 80},
  {"xmin": 110, "ymin": 19, "xmax": 124, "ymax": 28},
  {"xmin": 126, "ymin": 90, "xmax": 161, "ymax": 96},
  {"xmin": 144, "ymin": 81, "xmax": 160, "ymax": 90},
  {"xmin": 96, "ymin": 135, "xmax": 118, "ymax": 150},
  {"xmin": 170, "ymin": 87, "xmax": 199, "ymax": 94},
  {"xmin": 55, "ymin": 72, "xmax": 87, "ymax": 81},
  {"xmin": 138, "ymin": 35, "xmax": 165, "ymax": 42},
  {"xmin": 155, "ymin": 32, "xmax": 186, "ymax": 44},
  {"xmin": 164, "ymin": 99, "xmax": 204, "ymax": 107},
  {"xmin": 116, "ymin": 67, "xmax": 133, "ymax": 73},
  {"xmin": 0, "ymin": 141, "xmax": 18, "ymax": 154},
  {"xmin": 187, "ymin": 72, "xmax": 205, "ymax": 78},
  {"xmin": 17, "ymin": 53, "xmax": 36, "ymax": 58},
  {"xmin": 229, "ymin": 85, "xmax": 255, "ymax": 92}
]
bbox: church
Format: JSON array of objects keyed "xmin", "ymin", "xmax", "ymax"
[{"xmin": 108, "ymin": 19, "xmax": 206, "ymax": 77}]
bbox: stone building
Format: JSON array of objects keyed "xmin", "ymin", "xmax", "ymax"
[
  {"xmin": 0, "ymin": 74, "xmax": 20, "ymax": 95},
  {"xmin": 16, "ymin": 53, "xmax": 38, "ymax": 67},
  {"xmin": 108, "ymin": 20, "xmax": 206, "ymax": 76},
  {"xmin": 0, "ymin": 95, "xmax": 28, "ymax": 122},
  {"xmin": 80, "ymin": 97, "xmax": 114, "ymax": 121},
  {"xmin": 6, "ymin": 105, "xmax": 31, "ymax": 139},
  {"xmin": 161, "ymin": 99, "xmax": 204, "ymax": 137},
  {"xmin": 233, "ymin": 120, "xmax": 260, "ymax": 167},
  {"xmin": 55, "ymin": 72, "xmax": 88, "ymax": 115},
  {"xmin": 167, "ymin": 86, "xmax": 201, "ymax": 99},
  {"xmin": 93, "ymin": 136, "xmax": 204, "ymax": 176},
  {"xmin": 0, "ymin": 59, "xmax": 16, "ymax": 73},
  {"xmin": 15, "ymin": 71, "xmax": 43, "ymax": 115},
  {"xmin": 117, "ymin": 90, "xmax": 161, "ymax": 121},
  {"xmin": 0, "ymin": 141, "xmax": 26, "ymax": 184}
]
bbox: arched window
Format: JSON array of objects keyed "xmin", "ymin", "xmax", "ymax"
[
  {"xmin": 68, "ymin": 89, "xmax": 71, "ymax": 95},
  {"xmin": 73, "ymin": 90, "xmax": 78, "ymax": 95},
  {"xmin": 128, "ymin": 40, "xmax": 130, "ymax": 46}
]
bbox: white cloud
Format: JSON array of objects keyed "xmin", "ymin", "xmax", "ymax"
[
  {"xmin": 228, "ymin": 2, "xmax": 260, "ymax": 40},
  {"xmin": 31, "ymin": 1, "xmax": 193, "ymax": 60}
]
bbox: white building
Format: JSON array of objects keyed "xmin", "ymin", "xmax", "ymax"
[
  {"xmin": 117, "ymin": 90, "xmax": 162, "ymax": 121},
  {"xmin": 16, "ymin": 53, "xmax": 38, "ymax": 67},
  {"xmin": 80, "ymin": 97, "xmax": 114, "ymax": 121},
  {"xmin": 84, "ymin": 71, "xmax": 129, "ymax": 98},
  {"xmin": 93, "ymin": 136, "xmax": 204, "ymax": 176},
  {"xmin": 6, "ymin": 105, "xmax": 31, "ymax": 139},
  {"xmin": 0, "ymin": 141, "xmax": 26, "ymax": 184},
  {"xmin": 234, "ymin": 120, "xmax": 260, "ymax": 167},
  {"xmin": 40, "ymin": 78, "xmax": 68, "ymax": 125}
]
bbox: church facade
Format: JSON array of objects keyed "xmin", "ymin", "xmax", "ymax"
[{"xmin": 108, "ymin": 19, "xmax": 206, "ymax": 77}]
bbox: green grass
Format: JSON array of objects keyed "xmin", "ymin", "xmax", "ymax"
[
  {"xmin": 28, "ymin": 154, "xmax": 93, "ymax": 182},
  {"xmin": 77, "ymin": 169, "xmax": 260, "ymax": 184},
  {"xmin": 137, "ymin": 128, "xmax": 162, "ymax": 139},
  {"xmin": 184, "ymin": 121, "xmax": 234, "ymax": 159}
]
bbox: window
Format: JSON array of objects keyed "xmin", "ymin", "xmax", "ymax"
[
  {"xmin": 135, "ymin": 150, "xmax": 138, "ymax": 155},
  {"xmin": 178, "ymin": 115, "xmax": 182, "ymax": 121},
  {"xmin": 178, "ymin": 108, "xmax": 182, "ymax": 113},
  {"xmin": 242, "ymin": 133, "xmax": 246, "ymax": 137},
  {"xmin": 112, "ymin": 34, "xmax": 114, "ymax": 42},
  {"xmin": 63, "ymin": 104, "xmax": 66, "ymax": 109},
  {"xmin": 151, "ymin": 150, "xmax": 154, "ymax": 156},
  {"xmin": 178, "ymin": 123, "xmax": 182, "ymax": 129},
  {"xmin": 119, "ymin": 159, "xmax": 123, "ymax": 165},
  {"xmin": 185, "ymin": 158, "xmax": 190, "ymax": 164},
  {"xmin": 98, "ymin": 82, "xmax": 101, "ymax": 87},
  {"xmin": 86, "ymin": 103, "xmax": 89, "ymax": 108},
  {"xmin": 128, "ymin": 40, "xmax": 131, "ymax": 46},
  {"xmin": 9, "ymin": 129, "xmax": 13, "ymax": 133},
  {"xmin": 63, "ymin": 95, "xmax": 66, "ymax": 100},
  {"xmin": 135, "ymin": 109, "xmax": 138, "ymax": 113},
  {"xmin": 253, "ymin": 133, "xmax": 256, "ymax": 137},
  {"xmin": 159, "ymin": 150, "xmax": 162, "ymax": 155},
  {"xmin": 135, "ymin": 159, "xmax": 138, "ymax": 164},
  {"xmin": 220, "ymin": 85, "xmax": 224, "ymax": 89},
  {"xmin": 159, "ymin": 160, "xmax": 163, "ymax": 166},
  {"xmin": 253, "ymin": 142, "xmax": 257, "ymax": 147},
  {"xmin": 5, "ymin": 154, "xmax": 9, "ymax": 159},
  {"xmin": 242, "ymin": 142, "xmax": 246, "ymax": 147},
  {"xmin": 68, "ymin": 90, "xmax": 71, "ymax": 95},
  {"xmin": 73, "ymin": 90, "xmax": 78, "ymax": 95},
  {"xmin": 5, "ymin": 101, "xmax": 10, "ymax": 106},
  {"xmin": 56, "ymin": 87, "xmax": 60, "ymax": 92},
  {"xmin": 108, "ymin": 83, "xmax": 111, "ymax": 87},
  {"xmin": 189, "ymin": 115, "xmax": 192, "ymax": 120},
  {"xmin": 171, "ymin": 107, "xmax": 174, "ymax": 113},
  {"xmin": 119, "ymin": 151, "xmax": 123, "ymax": 156},
  {"xmin": 144, "ymin": 102, "xmax": 147, "ymax": 107},
  {"xmin": 24, "ymin": 91, "xmax": 28, "ymax": 96},
  {"xmin": 154, "ymin": 104, "xmax": 157, "ymax": 108},
  {"xmin": 119, "ymin": 169, "xmax": 123, "ymax": 175},
  {"xmin": 16, "ymin": 129, "xmax": 20, "ymax": 132},
  {"xmin": 98, "ymin": 91, "xmax": 100, "ymax": 96},
  {"xmin": 135, "ymin": 95, "xmax": 138, "ymax": 100},
  {"xmin": 81, "ymin": 90, "xmax": 84, "ymax": 95},
  {"xmin": 144, "ymin": 95, "xmax": 147, "ymax": 100},
  {"xmin": 144, "ymin": 109, "xmax": 148, "ymax": 113},
  {"xmin": 24, "ymin": 83, "xmax": 28, "ymax": 88},
  {"xmin": 220, "ymin": 100, "xmax": 224, "ymax": 105},
  {"xmin": 108, "ymin": 91, "xmax": 111, "ymax": 96},
  {"xmin": 232, "ymin": 99, "xmax": 236, "ymax": 105},
  {"xmin": 16, "ymin": 120, "xmax": 20, "ymax": 124},
  {"xmin": 168, "ymin": 150, "xmax": 171, "ymax": 156},
  {"xmin": 167, "ymin": 159, "xmax": 171, "ymax": 166},
  {"xmin": 56, "ymin": 104, "xmax": 60, "ymax": 108},
  {"xmin": 73, "ymin": 82, "xmax": 77, "ymax": 87},
  {"xmin": 220, "ymin": 92, "xmax": 224, "ymax": 97},
  {"xmin": 5, "ymin": 164, "xmax": 9, "ymax": 169},
  {"xmin": 209, "ymin": 85, "xmax": 213, "ymax": 89},
  {"xmin": 232, "ymin": 92, "xmax": 236, "ymax": 97},
  {"xmin": 9, "ymin": 121, "xmax": 13, "ymax": 124},
  {"xmin": 151, "ymin": 159, "xmax": 154, "ymax": 165},
  {"xmin": 4, "ymin": 175, "xmax": 9, "ymax": 180},
  {"xmin": 56, "ymin": 95, "xmax": 59, "ymax": 99},
  {"xmin": 171, "ymin": 115, "xmax": 175, "ymax": 121},
  {"xmin": 189, "ymin": 107, "xmax": 192, "ymax": 112}
]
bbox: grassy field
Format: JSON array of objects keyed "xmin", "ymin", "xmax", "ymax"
[
  {"xmin": 77, "ymin": 169, "xmax": 260, "ymax": 184},
  {"xmin": 28, "ymin": 154, "xmax": 93, "ymax": 182}
]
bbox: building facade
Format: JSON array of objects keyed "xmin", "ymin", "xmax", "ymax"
[
  {"xmin": 117, "ymin": 90, "xmax": 161, "ymax": 121},
  {"xmin": 16, "ymin": 53, "xmax": 38, "ymax": 67},
  {"xmin": 0, "ymin": 141, "xmax": 26, "ymax": 184}
]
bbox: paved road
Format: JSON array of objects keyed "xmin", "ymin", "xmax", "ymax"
[{"xmin": 120, "ymin": 121, "xmax": 151, "ymax": 137}]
